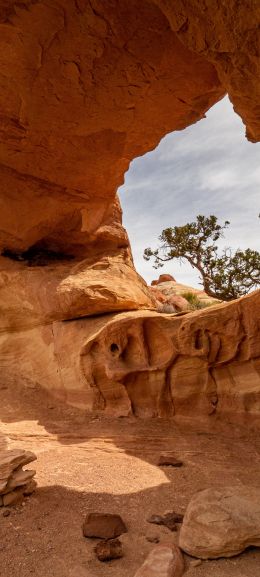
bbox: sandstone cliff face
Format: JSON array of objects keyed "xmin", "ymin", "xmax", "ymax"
[
  {"xmin": 1, "ymin": 291, "xmax": 259, "ymax": 416},
  {"xmin": 0, "ymin": 0, "xmax": 224, "ymax": 255},
  {"xmin": 0, "ymin": 0, "xmax": 228, "ymax": 325},
  {"xmin": 0, "ymin": 1, "xmax": 259, "ymax": 417},
  {"xmin": 0, "ymin": 251, "xmax": 155, "ymax": 331}
]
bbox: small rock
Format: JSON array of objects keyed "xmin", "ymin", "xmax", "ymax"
[
  {"xmin": 83, "ymin": 513, "xmax": 127, "ymax": 539},
  {"xmin": 158, "ymin": 454, "xmax": 183, "ymax": 467},
  {"xmin": 147, "ymin": 512, "xmax": 183, "ymax": 532},
  {"xmin": 134, "ymin": 545, "xmax": 184, "ymax": 577},
  {"xmin": 94, "ymin": 538, "xmax": 123, "ymax": 562},
  {"xmin": 3, "ymin": 509, "xmax": 11, "ymax": 517}
]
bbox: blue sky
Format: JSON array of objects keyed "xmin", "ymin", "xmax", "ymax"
[{"xmin": 119, "ymin": 97, "xmax": 260, "ymax": 288}]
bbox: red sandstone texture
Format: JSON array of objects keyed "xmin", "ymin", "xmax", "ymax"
[
  {"xmin": 0, "ymin": 1, "xmax": 225, "ymax": 259},
  {"xmin": 0, "ymin": 1, "xmax": 259, "ymax": 416},
  {"xmin": 1, "ymin": 291, "xmax": 259, "ymax": 416}
]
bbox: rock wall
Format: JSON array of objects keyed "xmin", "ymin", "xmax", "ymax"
[
  {"xmin": 0, "ymin": 0, "xmax": 228, "ymax": 325},
  {"xmin": 0, "ymin": 1, "xmax": 259, "ymax": 416},
  {"xmin": 1, "ymin": 291, "xmax": 259, "ymax": 416}
]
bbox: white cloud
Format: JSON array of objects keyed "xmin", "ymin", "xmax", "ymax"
[{"xmin": 119, "ymin": 97, "xmax": 260, "ymax": 288}]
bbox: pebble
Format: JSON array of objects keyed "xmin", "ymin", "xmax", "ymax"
[{"xmin": 94, "ymin": 538, "xmax": 123, "ymax": 562}]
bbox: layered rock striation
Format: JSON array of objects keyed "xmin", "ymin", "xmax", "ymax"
[{"xmin": 0, "ymin": 449, "xmax": 37, "ymax": 506}]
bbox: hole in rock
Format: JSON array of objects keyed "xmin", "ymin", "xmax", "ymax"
[
  {"xmin": 194, "ymin": 329, "xmax": 203, "ymax": 350},
  {"xmin": 119, "ymin": 97, "xmax": 260, "ymax": 289},
  {"xmin": 110, "ymin": 343, "xmax": 119, "ymax": 353}
]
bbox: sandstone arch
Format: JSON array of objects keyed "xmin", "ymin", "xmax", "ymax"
[{"xmin": 0, "ymin": 1, "xmax": 259, "ymax": 416}]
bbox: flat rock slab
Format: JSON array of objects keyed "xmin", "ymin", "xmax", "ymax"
[
  {"xmin": 158, "ymin": 454, "xmax": 183, "ymax": 467},
  {"xmin": 94, "ymin": 538, "xmax": 123, "ymax": 562},
  {"xmin": 179, "ymin": 486, "xmax": 260, "ymax": 559},
  {"xmin": 83, "ymin": 513, "xmax": 127, "ymax": 539},
  {"xmin": 0, "ymin": 450, "xmax": 37, "ymax": 494},
  {"xmin": 134, "ymin": 545, "xmax": 184, "ymax": 577}
]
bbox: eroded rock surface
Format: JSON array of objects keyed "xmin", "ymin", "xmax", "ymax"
[
  {"xmin": 0, "ymin": 252, "xmax": 154, "ymax": 330},
  {"xmin": 179, "ymin": 486, "xmax": 260, "ymax": 559},
  {"xmin": 78, "ymin": 290, "xmax": 260, "ymax": 416},
  {"xmin": 1, "ymin": 290, "xmax": 259, "ymax": 416},
  {"xmin": 0, "ymin": 1, "xmax": 259, "ymax": 417},
  {"xmin": 0, "ymin": 450, "xmax": 37, "ymax": 506},
  {"xmin": 0, "ymin": 0, "xmax": 228, "ymax": 328}
]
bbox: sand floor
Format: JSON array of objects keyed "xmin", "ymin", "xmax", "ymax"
[{"xmin": 0, "ymin": 382, "xmax": 260, "ymax": 577}]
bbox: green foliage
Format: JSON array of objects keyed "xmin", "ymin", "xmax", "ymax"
[
  {"xmin": 144, "ymin": 215, "xmax": 260, "ymax": 301},
  {"xmin": 182, "ymin": 292, "xmax": 212, "ymax": 310}
]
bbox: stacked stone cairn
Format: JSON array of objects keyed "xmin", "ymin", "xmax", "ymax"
[{"xmin": 0, "ymin": 449, "xmax": 37, "ymax": 507}]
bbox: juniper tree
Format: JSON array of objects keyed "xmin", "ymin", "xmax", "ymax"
[{"xmin": 144, "ymin": 215, "xmax": 260, "ymax": 301}]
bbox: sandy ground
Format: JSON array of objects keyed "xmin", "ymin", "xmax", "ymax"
[{"xmin": 0, "ymin": 381, "xmax": 260, "ymax": 577}]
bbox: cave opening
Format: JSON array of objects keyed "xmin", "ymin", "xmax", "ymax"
[{"xmin": 2, "ymin": 244, "xmax": 75, "ymax": 267}]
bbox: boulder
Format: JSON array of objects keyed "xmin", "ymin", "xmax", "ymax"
[
  {"xmin": 149, "ymin": 287, "xmax": 188, "ymax": 313},
  {"xmin": 179, "ymin": 486, "xmax": 260, "ymax": 559},
  {"xmin": 134, "ymin": 545, "xmax": 184, "ymax": 577},
  {"xmin": 158, "ymin": 275, "xmax": 176, "ymax": 284},
  {"xmin": 149, "ymin": 287, "xmax": 168, "ymax": 304},
  {"xmin": 155, "ymin": 280, "xmax": 219, "ymax": 308},
  {"xmin": 83, "ymin": 513, "xmax": 127, "ymax": 539},
  {"xmin": 168, "ymin": 296, "xmax": 189, "ymax": 312}
]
